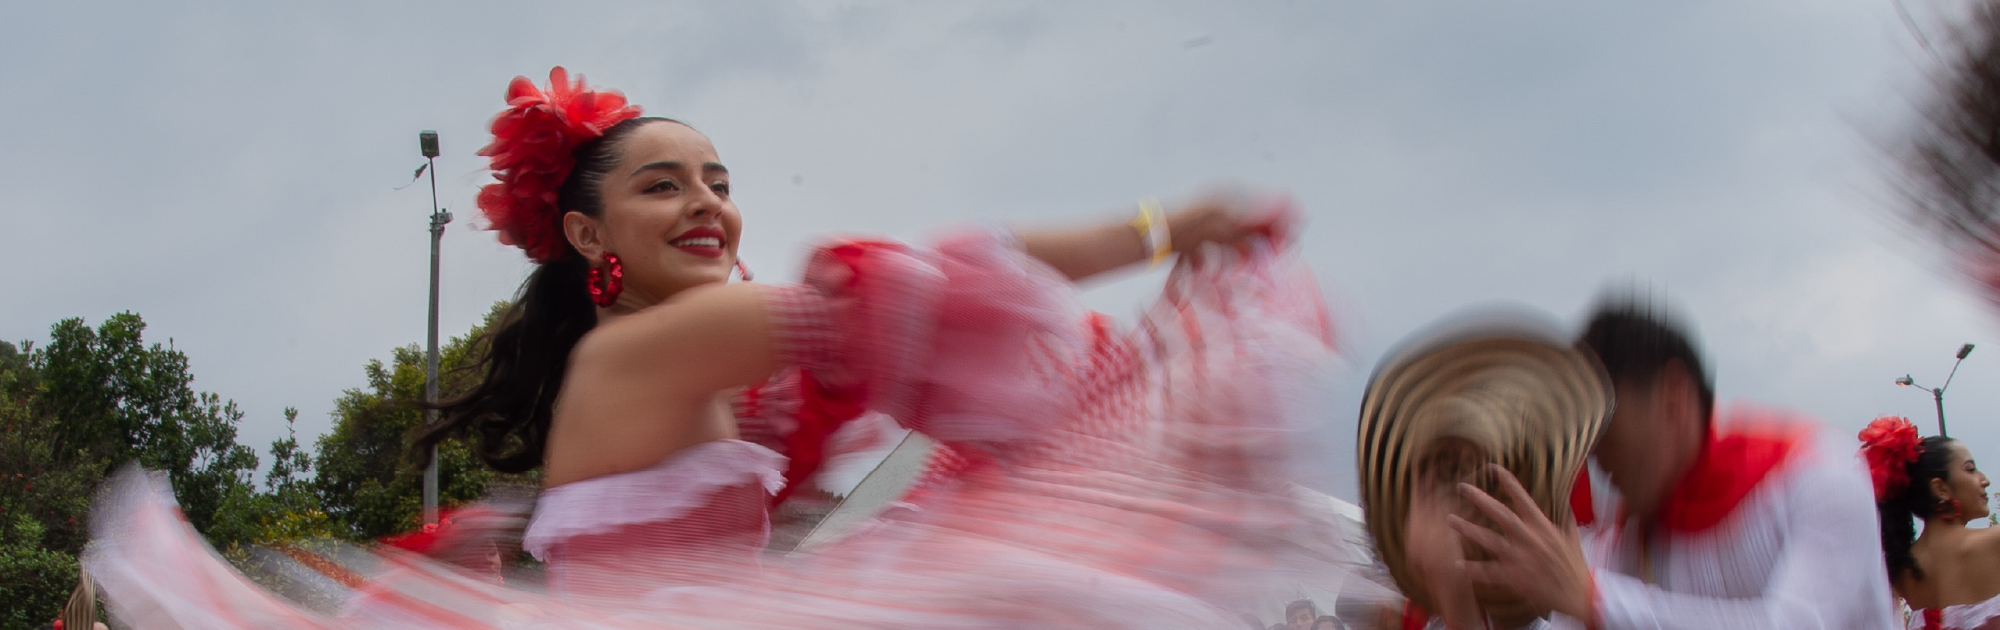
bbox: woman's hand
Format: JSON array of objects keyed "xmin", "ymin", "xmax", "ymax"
[
  {"xmin": 1019, "ymin": 187, "xmax": 1293, "ymax": 282},
  {"xmin": 1164, "ymin": 190, "xmax": 1289, "ymax": 259}
]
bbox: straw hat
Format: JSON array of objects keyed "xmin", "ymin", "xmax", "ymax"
[{"xmin": 1356, "ymin": 321, "xmax": 1610, "ymax": 622}]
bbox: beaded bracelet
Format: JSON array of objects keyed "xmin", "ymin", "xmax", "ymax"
[{"xmin": 1131, "ymin": 197, "xmax": 1172, "ymax": 267}]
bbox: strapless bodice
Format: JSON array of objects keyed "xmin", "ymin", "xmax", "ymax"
[{"xmin": 522, "ymin": 439, "xmax": 785, "ymax": 598}]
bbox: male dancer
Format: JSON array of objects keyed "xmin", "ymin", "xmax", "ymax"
[{"xmin": 1440, "ymin": 299, "xmax": 1895, "ymax": 629}]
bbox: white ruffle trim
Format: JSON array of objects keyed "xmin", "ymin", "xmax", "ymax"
[
  {"xmin": 522, "ymin": 439, "xmax": 785, "ymax": 559},
  {"xmin": 1915, "ymin": 595, "xmax": 2000, "ymax": 630}
]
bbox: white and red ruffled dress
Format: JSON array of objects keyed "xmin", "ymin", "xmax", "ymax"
[
  {"xmin": 83, "ymin": 227, "xmax": 1359, "ymax": 630},
  {"xmin": 1912, "ymin": 598, "xmax": 2000, "ymax": 630}
]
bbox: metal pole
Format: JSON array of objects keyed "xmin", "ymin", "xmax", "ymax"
[
  {"xmin": 1935, "ymin": 388, "xmax": 1949, "ymax": 438},
  {"xmin": 421, "ymin": 147, "xmax": 450, "ymax": 525}
]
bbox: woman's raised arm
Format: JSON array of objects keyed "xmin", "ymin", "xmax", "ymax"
[{"xmin": 1019, "ymin": 192, "xmax": 1287, "ymax": 282}]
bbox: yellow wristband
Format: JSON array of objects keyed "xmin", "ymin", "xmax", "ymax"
[{"xmin": 1131, "ymin": 197, "xmax": 1172, "ymax": 267}]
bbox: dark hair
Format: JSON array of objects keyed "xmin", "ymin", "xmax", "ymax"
[
  {"xmin": 1577, "ymin": 294, "xmax": 1715, "ymax": 421},
  {"xmin": 1880, "ymin": 435, "xmax": 1961, "ymax": 581},
  {"xmin": 413, "ymin": 116, "xmax": 678, "ymax": 473},
  {"xmin": 1286, "ymin": 600, "xmax": 1317, "ymax": 618}
]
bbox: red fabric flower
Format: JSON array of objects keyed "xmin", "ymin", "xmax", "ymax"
[
  {"xmin": 475, "ymin": 67, "xmax": 644, "ymax": 263},
  {"xmin": 380, "ymin": 511, "xmax": 454, "ymax": 554},
  {"xmin": 1858, "ymin": 415, "xmax": 1923, "ymax": 501}
]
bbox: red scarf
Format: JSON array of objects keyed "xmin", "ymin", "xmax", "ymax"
[{"xmin": 1656, "ymin": 409, "xmax": 1811, "ymax": 532}]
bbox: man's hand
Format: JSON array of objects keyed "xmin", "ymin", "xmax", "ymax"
[
  {"xmin": 1450, "ymin": 464, "xmax": 1597, "ymax": 624},
  {"xmin": 1405, "ymin": 486, "xmax": 1484, "ymax": 630}
]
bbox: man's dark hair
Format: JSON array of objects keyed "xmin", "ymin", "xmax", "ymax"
[
  {"xmin": 1578, "ymin": 293, "xmax": 1715, "ymax": 420},
  {"xmin": 1286, "ymin": 600, "xmax": 1317, "ymax": 618}
]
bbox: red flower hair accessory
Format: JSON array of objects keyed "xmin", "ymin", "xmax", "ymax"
[
  {"xmin": 1858, "ymin": 415, "xmax": 1924, "ymax": 501},
  {"xmin": 476, "ymin": 67, "xmax": 644, "ymax": 263}
]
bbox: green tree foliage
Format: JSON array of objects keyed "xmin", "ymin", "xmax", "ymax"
[
  {"xmin": 312, "ymin": 302, "xmax": 532, "ymax": 540},
  {"xmin": 0, "ymin": 514, "xmax": 76, "ymax": 630},
  {"xmin": 0, "ymin": 340, "xmax": 88, "ymax": 630},
  {"xmin": 25, "ymin": 314, "xmax": 263, "ymax": 544},
  {"xmin": 0, "ymin": 315, "xmax": 279, "ymax": 629},
  {"xmin": 0, "ymin": 306, "xmax": 525, "ymax": 628}
]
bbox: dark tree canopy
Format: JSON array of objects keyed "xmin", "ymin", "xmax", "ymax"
[
  {"xmin": 1, "ymin": 314, "xmax": 264, "ymax": 629},
  {"xmin": 1900, "ymin": 2, "xmax": 2000, "ymax": 307},
  {"xmin": 0, "ymin": 305, "xmax": 524, "ymax": 628}
]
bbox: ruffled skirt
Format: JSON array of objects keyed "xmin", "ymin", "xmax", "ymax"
[{"xmin": 84, "ymin": 238, "xmax": 1370, "ymax": 630}]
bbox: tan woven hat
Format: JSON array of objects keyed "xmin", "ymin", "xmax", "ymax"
[{"xmin": 1357, "ymin": 320, "xmax": 1610, "ymax": 622}]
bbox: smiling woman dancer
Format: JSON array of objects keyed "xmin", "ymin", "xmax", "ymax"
[
  {"xmin": 1860, "ymin": 416, "xmax": 2000, "ymax": 630},
  {"xmin": 421, "ymin": 66, "xmax": 1278, "ymax": 597},
  {"xmin": 82, "ymin": 68, "xmax": 1354, "ymax": 630}
]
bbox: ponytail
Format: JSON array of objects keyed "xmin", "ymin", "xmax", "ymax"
[
  {"xmin": 415, "ymin": 256, "xmax": 594, "ymax": 472},
  {"xmin": 413, "ymin": 116, "xmax": 677, "ymax": 472},
  {"xmin": 1877, "ymin": 434, "xmax": 1958, "ymax": 581}
]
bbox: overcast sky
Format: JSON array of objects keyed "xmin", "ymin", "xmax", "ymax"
[{"xmin": 3, "ymin": 0, "xmax": 1991, "ymax": 501}]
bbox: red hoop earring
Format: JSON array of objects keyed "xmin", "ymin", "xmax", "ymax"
[
  {"xmin": 587, "ymin": 253, "xmax": 624, "ymax": 307},
  {"xmin": 1938, "ymin": 496, "xmax": 1964, "ymax": 521},
  {"xmin": 735, "ymin": 260, "xmax": 754, "ymax": 282}
]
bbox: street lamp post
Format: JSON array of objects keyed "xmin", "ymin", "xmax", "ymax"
[
  {"xmin": 419, "ymin": 130, "xmax": 452, "ymax": 525},
  {"xmin": 1897, "ymin": 343, "xmax": 1975, "ymax": 437}
]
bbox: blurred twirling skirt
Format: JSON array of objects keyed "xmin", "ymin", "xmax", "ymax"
[{"xmin": 83, "ymin": 234, "xmax": 1373, "ymax": 630}]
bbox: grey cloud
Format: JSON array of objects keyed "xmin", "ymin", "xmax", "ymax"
[{"xmin": 1, "ymin": 0, "xmax": 1986, "ymax": 502}]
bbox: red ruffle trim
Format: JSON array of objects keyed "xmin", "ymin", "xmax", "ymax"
[{"xmin": 1657, "ymin": 411, "xmax": 1810, "ymax": 532}]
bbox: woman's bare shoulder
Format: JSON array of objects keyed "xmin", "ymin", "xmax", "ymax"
[{"xmin": 1966, "ymin": 523, "xmax": 2000, "ymax": 556}]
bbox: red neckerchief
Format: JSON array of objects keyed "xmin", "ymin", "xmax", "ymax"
[
  {"xmin": 1400, "ymin": 602, "xmax": 1430, "ymax": 630},
  {"xmin": 1571, "ymin": 467, "xmax": 1596, "ymax": 528},
  {"xmin": 1655, "ymin": 408, "xmax": 1811, "ymax": 533}
]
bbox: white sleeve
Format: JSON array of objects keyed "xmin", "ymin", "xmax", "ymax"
[{"xmin": 1588, "ymin": 447, "xmax": 1899, "ymax": 630}]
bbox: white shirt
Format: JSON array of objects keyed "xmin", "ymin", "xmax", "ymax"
[{"xmin": 1555, "ymin": 427, "xmax": 1898, "ymax": 630}]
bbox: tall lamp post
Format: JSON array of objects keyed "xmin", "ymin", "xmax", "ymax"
[
  {"xmin": 1897, "ymin": 342, "xmax": 1975, "ymax": 437},
  {"xmin": 419, "ymin": 130, "xmax": 452, "ymax": 525}
]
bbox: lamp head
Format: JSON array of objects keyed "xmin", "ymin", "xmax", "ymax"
[
  {"xmin": 420, "ymin": 130, "xmax": 440, "ymax": 158},
  {"xmin": 1959, "ymin": 343, "xmax": 1976, "ymax": 360},
  {"xmin": 1897, "ymin": 375, "xmax": 1915, "ymax": 387}
]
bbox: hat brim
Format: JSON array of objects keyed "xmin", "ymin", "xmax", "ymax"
[{"xmin": 1357, "ymin": 325, "xmax": 1611, "ymax": 617}]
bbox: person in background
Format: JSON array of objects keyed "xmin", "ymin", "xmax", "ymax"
[
  {"xmin": 1420, "ymin": 296, "xmax": 1897, "ymax": 629},
  {"xmin": 1859, "ymin": 415, "xmax": 2000, "ymax": 629},
  {"xmin": 1311, "ymin": 615, "xmax": 1346, "ymax": 630},
  {"xmin": 1287, "ymin": 600, "xmax": 1318, "ymax": 630}
]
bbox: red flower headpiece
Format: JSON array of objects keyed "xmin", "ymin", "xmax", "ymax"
[
  {"xmin": 1858, "ymin": 415, "xmax": 1924, "ymax": 501},
  {"xmin": 476, "ymin": 67, "xmax": 644, "ymax": 263}
]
